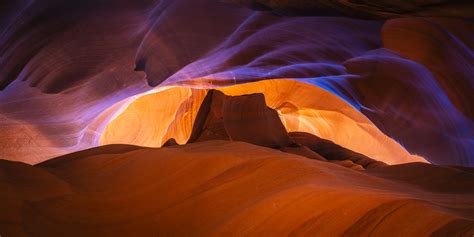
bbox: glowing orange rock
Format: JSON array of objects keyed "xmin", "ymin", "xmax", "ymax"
[{"xmin": 100, "ymin": 80, "xmax": 426, "ymax": 165}]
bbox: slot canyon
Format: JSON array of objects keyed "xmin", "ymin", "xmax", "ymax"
[{"xmin": 0, "ymin": 0, "xmax": 473, "ymax": 236}]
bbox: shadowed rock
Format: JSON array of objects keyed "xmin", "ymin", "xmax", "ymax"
[
  {"xmin": 186, "ymin": 90, "xmax": 386, "ymax": 169},
  {"xmin": 289, "ymin": 132, "xmax": 388, "ymax": 169},
  {"xmin": 188, "ymin": 90, "xmax": 293, "ymax": 148},
  {"xmin": 228, "ymin": 0, "xmax": 474, "ymax": 18}
]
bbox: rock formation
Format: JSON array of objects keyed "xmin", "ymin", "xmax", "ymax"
[
  {"xmin": 1, "ymin": 0, "xmax": 473, "ymax": 235},
  {"xmin": 1, "ymin": 141, "xmax": 473, "ymax": 236},
  {"xmin": 1, "ymin": 92, "xmax": 473, "ymax": 235}
]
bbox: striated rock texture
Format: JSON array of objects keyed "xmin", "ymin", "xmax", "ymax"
[
  {"xmin": 1, "ymin": 0, "xmax": 474, "ymax": 235},
  {"xmin": 0, "ymin": 0, "xmax": 472, "ymax": 166},
  {"xmin": 0, "ymin": 90, "xmax": 472, "ymax": 234},
  {"xmin": 1, "ymin": 141, "xmax": 473, "ymax": 236}
]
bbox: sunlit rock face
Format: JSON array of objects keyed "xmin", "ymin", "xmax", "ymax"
[{"xmin": 100, "ymin": 80, "xmax": 426, "ymax": 165}]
